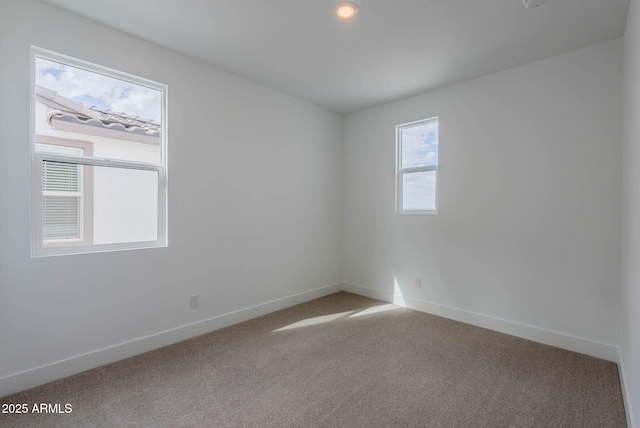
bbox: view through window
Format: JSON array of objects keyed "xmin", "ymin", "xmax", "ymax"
[
  {"xmin": 396, "ymin": 117, "xmax": 439, "ymax": 213},
  {"xmin": 32, "ymin": 48, "xmax": 167, "ymax": 256}
]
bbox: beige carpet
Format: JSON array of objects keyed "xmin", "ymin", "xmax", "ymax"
[{"xmin": 1, "ymin": 292, "xmax": 627, "ymax": 427}]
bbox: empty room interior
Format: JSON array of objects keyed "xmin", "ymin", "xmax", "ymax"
[{"xmin": 1, "ymin": 0, "xmax": 639, "ymax": 426}]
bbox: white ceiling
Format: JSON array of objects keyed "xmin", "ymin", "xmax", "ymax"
[{"xmin": 41, "ymin": 0, "xmax": 629, "ymax": 114}]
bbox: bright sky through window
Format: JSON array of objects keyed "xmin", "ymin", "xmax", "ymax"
[
  {"xmin": 401, "ymin": 121, "xmax": 438, "ymax": 169},
  {"xmin": 35, "ymin": 58, "xmax": 162, "ymax": 122}
]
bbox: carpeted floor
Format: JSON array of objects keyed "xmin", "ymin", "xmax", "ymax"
[{"xmin": 1, "ymin": 292, "xmax": 627, "ymax": 427}]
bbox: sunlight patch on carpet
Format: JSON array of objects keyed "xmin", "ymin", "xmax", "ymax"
[
  {"xmin": 273, "ymin": 311, "xmax": 354, "ymax": 331},
  {"xmin": 349, "ymin": 304, "xmax": 399, "ymax": 318}
]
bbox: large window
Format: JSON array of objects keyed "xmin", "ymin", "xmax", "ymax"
[
  {"xmin": 31, "ymin": 47, "xmax": 167, "ymax": 256},
  {"xmin": 396, "ymin": 117, "xmax": 439, "ymax": 213}
]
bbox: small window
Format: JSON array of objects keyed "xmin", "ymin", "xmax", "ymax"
[
  {"xmin": 31, "ymin": 47, "xmax": 167, "ymax": 256},
  {"xmin": 396, "ymin": 117, "xmax": 439, "ymax": 213}
]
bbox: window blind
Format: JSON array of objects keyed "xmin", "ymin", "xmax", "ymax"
[
  {"xmin": 42, "ymin": 195, "xmax": 79, "ymax": 239},
  {"xmin": 41, "ymin": 156, "xmax": 82, "ymax": 240}
]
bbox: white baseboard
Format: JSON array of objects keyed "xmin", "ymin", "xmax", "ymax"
[
  {"xmin": 1, "ymin": 280, "xmax": 626, "ymax": 414},
  {"xmin": 342, "ymin": 282, "xmax": 618, "ymax": 362},
  {"xmin": 0, "ymin": 282, "xmax": 342, "ymax": 398},
  {"xmin": 618, "ymin": 347, "xmax": 637, "ymax": 428},
  {"xmin": 342, "ymin": 282, "xmax": 393, "ymax": 302}
]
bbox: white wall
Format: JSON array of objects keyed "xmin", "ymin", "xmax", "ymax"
[
  {"xmin": 0, "ymin": 0, "xmax": 343, "ymax": 396},
  {"xmin": 622, "ymin": 0, "xmax": 640, "ymax": 425},
  {"xmin": 343, "ymin": 40, "xmax": 623, "ymax": 358}
]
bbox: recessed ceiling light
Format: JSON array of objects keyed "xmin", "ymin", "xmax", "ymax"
[{"xmin": 336, "ymin": 1, "xmax": 359, "ymax": 20}]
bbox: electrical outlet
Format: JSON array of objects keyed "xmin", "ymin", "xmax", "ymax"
[
  {"xmin": 190, "ymin": 294, "xmax": 199, "ymax": 308},
  {"xmin": 415, "ymin": 278, "xmax": 422, "ymax": 288}
]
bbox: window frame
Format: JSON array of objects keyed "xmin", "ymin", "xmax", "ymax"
[
  {"xmin": 395, "ymin": 117, "xmax": 439, "ymax": 215},
  {"xmin": 30, "ymin": 46, "xmax": 168, "ymax": 257}
]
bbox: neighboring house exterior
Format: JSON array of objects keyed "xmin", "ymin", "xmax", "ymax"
[{"xmin": 35, "ymin": 84, "xmax": 161, "ymax": 248}]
